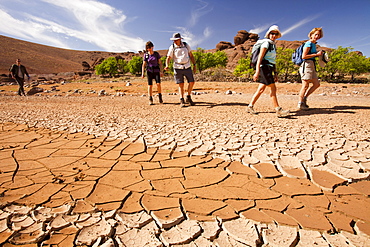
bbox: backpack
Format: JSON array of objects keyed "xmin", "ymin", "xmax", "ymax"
[
  {"xmin": 172, "ymin": 41, "xmax": 188, "ymax": 51},
  {"xmin": 292, "ymin": 41, "xmax": 312, "ymax": 66},
  {"xmin": 250, "ymin": 39, "xmax": 274, "ymax": 69}
]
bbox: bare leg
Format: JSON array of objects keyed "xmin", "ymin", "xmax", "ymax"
[
  {"xmin": 178, "ymin": 83, "xmax": 185, "ymax": 99},
  {"xmin": 299, "ymin": 79, "xmax": 310, "ymax": 102},
  {"xmin": 268, "ymin": 83, "xmax": 279, "ymax": 108},
  {"xmin": 148, "ymin": 85, "xmax": 153, "ymax": 97},
  {"xmin": 249, "ymin": 83, "xmax": 266, "ymax": 106},
  {"xmin": 156, "ymin": 83, "xmax": 162, "ymax": 94},
  {"xmin": 187, "ymin": 81, "xmax": 195, "ymax": 96},
  {"xmin": 304, "ymin": 78, "xmax": 320, "ymax": 99}
]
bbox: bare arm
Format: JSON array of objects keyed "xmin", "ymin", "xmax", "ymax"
[
  {"xmin": 302, "ymin": 46, "xmax": 323, "ymax": 59},
  {"xmin": 141, "ymin": 61, "xmax": 147, "ymax": 78},
  {"xmin": 159, "ymin": 58, "xmax": 164, "ymax": 75},
  {"xmin": 165, "ymin": 56, "xmax": 171, "ymax": 70},
  {"xmin": 189, "ymin": 52, "xmax": 196, "ymax": 73}
]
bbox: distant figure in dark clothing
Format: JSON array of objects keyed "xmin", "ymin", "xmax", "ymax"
[{"xmin": 10, "ymin": 59, "xmax": 30, "ymax": 96}]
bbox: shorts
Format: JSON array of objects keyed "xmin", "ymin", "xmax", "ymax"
[
  {"xmin": 147, "ymin": 71, "xmax": 160, "ymax": 86},
  {"xmin": 299, "ymin": 60, "xmax": 317, "ymax": 80},
  {"xmin": 174, "ymin": 67, "xmax": 194, "ymax": 84},
  {"xmin": 259, "ymin": 64, "xmax": 275, "ymax": 86}
]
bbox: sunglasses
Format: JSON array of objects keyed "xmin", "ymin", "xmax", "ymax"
[{"xmin": 270, "ymin": 32, "xmax": 279, "ymax": 35}]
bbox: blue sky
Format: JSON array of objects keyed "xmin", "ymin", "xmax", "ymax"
[{"xmin": 1, "ymin": 0, "xmax": 369, "ymax": 57}]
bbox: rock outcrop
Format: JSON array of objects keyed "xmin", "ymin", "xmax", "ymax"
[{"xmin": 216, "ymin": 41, "xmax": 233, "ymax": 51}]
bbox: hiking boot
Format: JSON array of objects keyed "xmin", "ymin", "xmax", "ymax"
[
  {"xmin": 186, "ymin": 95, "xmax": 195, "ymax": 106},
  {"xmin": 276, "ymin": 107, "xmax": 290, "ymax": 118},
  {"xmin": 158, "ymin": 94, "xmax": 163, "ymax": 104},
  {"xmin": 246, "ymin": 105, "xmax": 258, "ymax": 115},
  {"xmin": 297, "ymin": 102, "xmax": 309, "ymax": 110},
  {"xmin": 180, "ymin": 98, "xmax": 186, "ymax": 107},
  {"xmin": 149, "ymin": 96, "xmax": 154, "ymax": 105}
]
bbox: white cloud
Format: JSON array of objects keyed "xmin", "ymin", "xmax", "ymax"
[
  {"xmin": 188, "ymin": 0, "xmax": 213, "ymax": 27},
  {"xmin": 0, "ymin": 0, "xmax": 145, "ymax": 52},
  {"xmin": 41, "ymin": 0, "xmax": 144, "ymax": 52},
  {"xmin": 0, "ymin": 9, "xmax": 69, "ymax": 48},
  {"xmin": 281, "ymin": 15, "xmax": 320, "ymax": 36},
  {"xmin": 169, "ymin": 0, "xmax": 213, "ymax": 48}
]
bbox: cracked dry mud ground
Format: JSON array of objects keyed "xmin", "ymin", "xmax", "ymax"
[{"xmin": 0, "ymin": 86, "xmax": 369, "ymax": 246}]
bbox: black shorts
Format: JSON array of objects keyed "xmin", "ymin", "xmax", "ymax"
[
  {"xmin": 147, "ymin": 71, "xmax": 161, "ymax": 86},
  {"xmin": 259, "ymin": 64, "xmax": 276, "ymax": 85}
]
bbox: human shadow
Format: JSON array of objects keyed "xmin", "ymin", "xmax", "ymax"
[
  {"xmin": 292, "ymin": 105, "xmax": 370, "ymax": 117},
  {"xmin": 207, "ymin": 102, "xmax": 249, "ymax": 108}
]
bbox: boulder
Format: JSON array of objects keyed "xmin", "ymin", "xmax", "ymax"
[
  {"xmin": 248, "ymin": 33, "xmax": 259, "ymax": 42},
  {"xmin": 91, "ymin": 58, "xmax": 105, "ymax": 68},
  {"xmin": 82, "ymin": 61, "xmax": 90, "ymax": 71},
  {"xmin": 234, "ymin": 30, "xmax": 249, "ymax": 46},
  {"xmin": 27, "ymin": 87, "xmax": 43, "ymax": 95},
  {"xmin": 216, "ymin": 41, "xmax": 233, "ymax": 51}
]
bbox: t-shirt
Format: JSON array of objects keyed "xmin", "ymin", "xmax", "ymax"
[
  {"xmin": 304, "ymin": 41, "xmax": 317, "ymax": 61},
  {"xmin": 17, "ymin": 66, "xmax": 23, "ymax": 78},
  {"xmin": 167, "ymin": 42, "xmax": 191, "ymax": 69},
  {"xmin": 144, "ymin": 52, "xmax": 161, "ymax": 73},
  {"xmin": 261, "ymin": 40, "xmax": 276, "ymax": 65}
]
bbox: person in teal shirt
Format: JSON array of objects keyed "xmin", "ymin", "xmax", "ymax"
[
  {"xmin": 247, "ymin": 25, "xmax": 290, "ymax": 118},
  {"xmin": 298, "ymin": 27, "xmax": 324, "ymax": 110}
]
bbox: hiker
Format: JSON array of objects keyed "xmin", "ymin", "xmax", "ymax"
[
  {"xmin": 297, "ymin": 27, "xmax": 324, "ymax": 110},
  {"xmin": 247, "ymin": 25, "xmax": 290, "ymax": 118},
  {"xmin": 165, "ymin": 33, "xmax": 197, "ymax": 107},
  {"xmin": 10, "ymin": 59, "xmax": 30, "ymax": 96},
  {"xmin": 141, "ymin": 41, "xmax": 164, "ymax": 105}
]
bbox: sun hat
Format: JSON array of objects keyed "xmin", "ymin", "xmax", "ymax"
[
  {"xmin": 264, "ymin": 25, "xmax": 282, "ymax": 39},
  {"xmin": 170, "ymin": 33, "xmax": 182, "ymax": 40},
  {"xmin": 318, "ymin": 51, "xmax": 329, "ymax": 68}
]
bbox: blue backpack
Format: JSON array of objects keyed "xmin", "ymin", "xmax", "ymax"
[{"xmin": 292, "ymin": 42, "xmax": 312, "ymax": 66}]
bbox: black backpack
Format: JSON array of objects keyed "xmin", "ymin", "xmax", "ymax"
[{"xmin": 250, "ymin": 39, "xmax": 274, "ymax": 69}]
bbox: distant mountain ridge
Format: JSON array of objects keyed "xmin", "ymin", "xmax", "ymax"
[{"xmin": 0, "ymin": 35, "xmax": 332, "ymax": 75}]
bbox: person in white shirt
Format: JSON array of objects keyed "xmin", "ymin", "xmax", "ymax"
[{"xmin": 165, "ymin": 33, "xmax": 197, "ymax": 107}]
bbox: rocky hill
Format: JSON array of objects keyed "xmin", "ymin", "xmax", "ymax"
[
  {"xmin": 0, "ymin": 35, "xmax": 141, "ymax": 75},
  {"xmin": 0, "ymin": 32, "xmax": 332, "ymax": 76}
]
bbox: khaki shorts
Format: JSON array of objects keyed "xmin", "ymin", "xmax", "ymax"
[{"xmin": 299, "ymin": 60, "xmax": 317, "ymax": 80}]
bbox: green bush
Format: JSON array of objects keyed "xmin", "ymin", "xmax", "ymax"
[
  {"xmin": 193, "ymin": 48, "xmax": 228, "ymax": 73},
  {"xmin": 95, "ymin": 57, "xmax": 128, "ymax": 77},
  {"xmin": 127, "ymin": 56, "xmax": 143, "ymax": 75}
]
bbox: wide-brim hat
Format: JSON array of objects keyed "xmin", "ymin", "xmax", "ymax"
[
  {"xmin": 264, "ymin": 25, "xmax": 282, "ymax": 39},
  {"xmin": 318, "ymin": 51, "xmax": 329, "ymax": 68},
  {"xmin": 170, "ymin": 33, "xmax": 182, "ymax": 40}
]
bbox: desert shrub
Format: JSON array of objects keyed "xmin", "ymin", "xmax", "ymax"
[
  {"xmin": 193, "ymin": 48, "xmax": 228, "ymax": 73},
  {"xmin": 95, "ymin": 57, "xmax": 128, "ymax": 77},
  {"xmin": 127, "ymin": 56, "xmax": 143, "ymax": 75},
  {"xmin": 276, "ymin": 47, "xmax": 297, "ymax": 81},
  {"xmin": 319, "ymin": 46, "xmax": 370, "ymax": 82},
  {"xmin": 233, "ymin": 58, "xmax": 254, "ymax": 79},
  {"xmin": 161, "ymin": 56, "xmax": 174, "ymax": 76}
]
